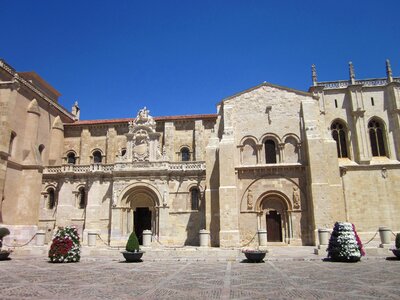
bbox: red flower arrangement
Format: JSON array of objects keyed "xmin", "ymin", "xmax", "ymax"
[
  {"xmin": 352, "ymin": 223, "xmax": 366, "ymax": 256},
  {"xmin": 48, "ymin": 226, "xmax": 81, "ymax": 263}
]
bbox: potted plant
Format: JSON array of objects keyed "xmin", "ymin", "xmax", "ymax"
[
  {"xmin": 122, "ymin": 231, "xmax": 144, "ymax": 262},
  {"xmin": 327, "ymin": 222, "xmax": 364, "ymax": 262},
  {"xmin": 0, "ymin": 227, "xmax": 12, "ymax": 260},
  {"xmin": 391, "ymin": 233, "xmax": 400, "ymax": 258},
  {"xmin": 48, "ymin": 226, "xmax": 81, "ymax": 263},
  {"xmin": 242, "ymin": 248, "xmax": 267, "ymax": 263}
]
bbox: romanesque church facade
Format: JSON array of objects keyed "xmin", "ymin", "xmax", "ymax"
[{"xmin": 1, "ymin": 59, "xmax": 399, "ymax": 247}]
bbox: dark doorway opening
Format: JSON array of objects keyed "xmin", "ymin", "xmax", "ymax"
[
  {"xmin": 134, "ymin": 207, "xmax": 152, "ymax": 245},
  {"xmin": 266, "ymin": 210, "xmax": 282, "ymax": 242}
]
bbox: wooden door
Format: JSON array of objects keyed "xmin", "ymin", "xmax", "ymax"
[{"xmin": 266, "ymin": 210, "xmax": 282, "ymax": 242}]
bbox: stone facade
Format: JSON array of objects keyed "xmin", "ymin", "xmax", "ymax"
[{"xmin": 1, "ymin": 59, "xmax": 400, "ymax": 247}]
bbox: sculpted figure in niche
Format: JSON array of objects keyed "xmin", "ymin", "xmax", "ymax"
[
  {"xmin": 247, "ymin": 189, "xmax": 253, "ymax": 210},
  {"xmin": 293, "ymin": 186, "xmax": 300, "ymax": 209}
]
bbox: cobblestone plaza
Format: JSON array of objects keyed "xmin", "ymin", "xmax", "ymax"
[{"xmin": 1, "ymin": 251, "xmax": 400, "ymax": 299}]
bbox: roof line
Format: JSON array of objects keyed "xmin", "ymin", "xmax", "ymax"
[
  {"xmin": 0, "ymin": 59, "xmax": 75, "ymax": 121},
  {"xmin": 219, "ymin": 81, "xmax": 315, "ymax": 105},
  {"xmin": 66, "ymin": 113, "xmax": 218, "ymax": 126}
]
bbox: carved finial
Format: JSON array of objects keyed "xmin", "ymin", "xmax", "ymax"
[
  {"xmin": 386, "ymin": 59, "xmax": 393, "ymax": 83},
  {"xmin": 312, "ymin": 64, "xmax": 317, "ymax": 86},
  {"xmin": 71, "ymin": 101, "xmax": 80, "ymax": 121},
  {"xmin": 349, "ymin": 61, "xmax": 355, "ymax": 84}
]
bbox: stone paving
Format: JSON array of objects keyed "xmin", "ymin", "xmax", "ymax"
[{"xmin": 1, "ymin": 250, "xmax": 400, "ymax": 300}]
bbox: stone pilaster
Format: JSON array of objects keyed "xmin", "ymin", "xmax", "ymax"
[
  {"xmin": 205, "ymin": 133, "xmax": 220, "ymax": 246},
  {"xmin": 302, "ymin": 99, "xmax": 345, "ymax": 245},
  {"xmin": 164, "ymin": 122, "xmax": 175, "ymax": 161},
  {"xmin": 106, "ymin": 127, "xmax": 117, "ymax": 164},
  {"xmin": 194, "ymin": 120, "xmax": 203, "ymax": 161},
  {"xmin": 79, "ymin": 128, "xmax": 91, "ymax": 164},
  {"xmin": 386, "ymin": 82, "xmax": 400, "ymax": 160},
  {"xmin": 347, "ymin": 85, "xmax": 371, "ymax": 164},
  {"xmin": 218, "ymin": 104, "xmax": 240, "ymax": 247},
  {"xmin": 48, "ymin": 116, "xmax": 64, "ymax": 166}
]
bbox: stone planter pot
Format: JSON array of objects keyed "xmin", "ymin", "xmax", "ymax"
[
  {"xmin": 391, "ymin": 249, "xmax": 400, "ymax": 259},
  {"xmin": 0, "ymin": 251, "xmax": 11, "ymax": 261},
  {"xmin": 242, "ymin": 250, "xmax": 267, "ymax": 263},
  {"xmin": 122, "ymin": 251, "xmax": 144, "ymax": 262}
]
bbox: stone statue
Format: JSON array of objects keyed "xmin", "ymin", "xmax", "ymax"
[
  {"xmin": 293, "ymin": 186, "xmax": 300, "ymax": 209},
  {"xmin": 247, "ymin": 189, "xmax": 253, "ymax": 210}
]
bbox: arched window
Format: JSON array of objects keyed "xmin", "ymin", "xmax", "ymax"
[
  {"xmin": 331, "ymin": 122, "xmax": 348, "ymax": 158},
  {"xmin": 121, "ymin": 148, "xmax": 126, "ymax": 156},
  {"xmin": 181, "ymin": 147, "xmax": 190, "ymax": 162},
  {"xmin": 190, "ymin": 187, "xmax": 200, "ymax": 210},
  {"xmin": 368, "ymin": 119, "xmax": 387, "ymax": 157},
  {"xmin": 47, "ymin": 188, "xmax": 56, "ymax": 209},
  {"xmin": 78, "ymin": 187, "xmax": 86, "ymax": 209},
  {"xmin": 38, "ymin": 144, "xmax": 45, "ymax": 159},
  {"xmin": 93, "ymin": 150, "xmax": 102, "ymax": 163},
  {"xmin": 9, "ymin": 131, "xmax": 16, "ymax": 156},
  {"xmin": 67, "ymin": 152, "xmax": 76, "ymax": 164},
  {"xmin": 265, "ymin": 139, "xmax": 277, "ymax": 163}
]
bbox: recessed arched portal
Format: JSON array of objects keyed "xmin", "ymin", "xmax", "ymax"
[
  {"xmin": 118, "ymin": 184, "xmax": 160, "ymax": 245},
  {"xmin": 257, "ymin": 191, "xmax": 292, "ymax": 243}
]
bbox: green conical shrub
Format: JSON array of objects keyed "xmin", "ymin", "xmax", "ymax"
[
  {"xmin": 0, "ymin": 227, "xmax": 10, "ymax": 240},
  {"xmin": 396, "ymin": 233, "xmax": 400, "ymax": 249},
  {"xmin": 126, "ymin": 231, "xmax": 140, "ymax": 252}
]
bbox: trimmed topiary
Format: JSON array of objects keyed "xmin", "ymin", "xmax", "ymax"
[
  {"xmin": 126, "ymin": 231, "xmax": 140, "ymax": 252},
  {"xmin": 0, "ymin": 227, "xmax": 10, "ymax": 240},
  {"xmin": 396, "ymin": 233, "xmax": 400, "ymax": 249}
]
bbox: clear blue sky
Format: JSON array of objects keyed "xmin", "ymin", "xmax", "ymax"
[{"xmin": 2, "ymin": 1, "xmax": 399, "ymax": 120}]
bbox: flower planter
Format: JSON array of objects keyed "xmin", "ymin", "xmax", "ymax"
[
  {"xmin": 122, "ymin": 251, "xmax": 144, "ymax": 262},
  {"xmin": 0, "ymin": 251, "xmax": 11, "ymax": 261},
  {"xmin": 391, "ymin": 249, "xmax": 400, "ymax": 259},
  {"xmin": 242, "ymin": 250, "xmax": 267, "ymax": 263}
]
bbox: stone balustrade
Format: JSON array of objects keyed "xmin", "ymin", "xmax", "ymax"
[{"xmin": 43, "ymin": 161, "xmax": 206, "ymax": 175}]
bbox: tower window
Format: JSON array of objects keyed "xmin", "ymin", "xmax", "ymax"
[
  {"xmin": 47, "ymin": 188, "xmax": 56, "ymax": 209},
  {"xmin": 93, "ymin": 151, "xmax": 102, "ymax": 163},
  {"xmin": 78, "ymin": 187, "xmax": 86, "ymax": 209},
  {"xmin": 371, "ymin": 97, "xmax": 375, "ymax": 106},
  {"xmin": 368, "ymin": 119, "xmax": 387, "ymax": 157},
  {"xmin": 331, "ymin": 122, "xmax": 348, "ymax": 158},
  {"xmin": 190, "ymin": 188, "xmax": 200, "ymax": 210},
  {"xmin": 334, "ymin": 99, "xmax": 338, "ymax": 108},
  {"xmin": 265, "ymin": 140, "xmax": 277, "ymax": 163},
  {"xmin": 181, "ymin": 147, "xmax": 190, "ymax": 161},
  {"xmin": 67, "ymin": 152, "xmax": 76, "ymax": 164}
]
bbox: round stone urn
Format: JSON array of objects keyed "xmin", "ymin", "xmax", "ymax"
[
  {"xmin": 242, "ymin": 250, "xmax": 267, "ymax": 263},
  {"xmin": 121, "ymin": 251, "xmax": 144, "ymax": 262}
]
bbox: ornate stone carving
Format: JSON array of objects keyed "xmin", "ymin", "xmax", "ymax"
[
  {"xmin": 247, "ymin": 189, "xmax": 253, "ymax": 210},
  {"xmin": 292, "ymin": 186, "xmax": 300, "ymax": 210},
  {"xmin": 120, "ymin": 107, "xmax": 162, "ymax": 163}
]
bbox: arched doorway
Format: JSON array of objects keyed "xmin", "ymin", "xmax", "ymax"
[
  {"xmin": 258, "ymin": 193, "xmax": 292, "ymax": 243},
  {"xmin": 118, "ymin": 185, "xmax": 160, "ymax": 245}
]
